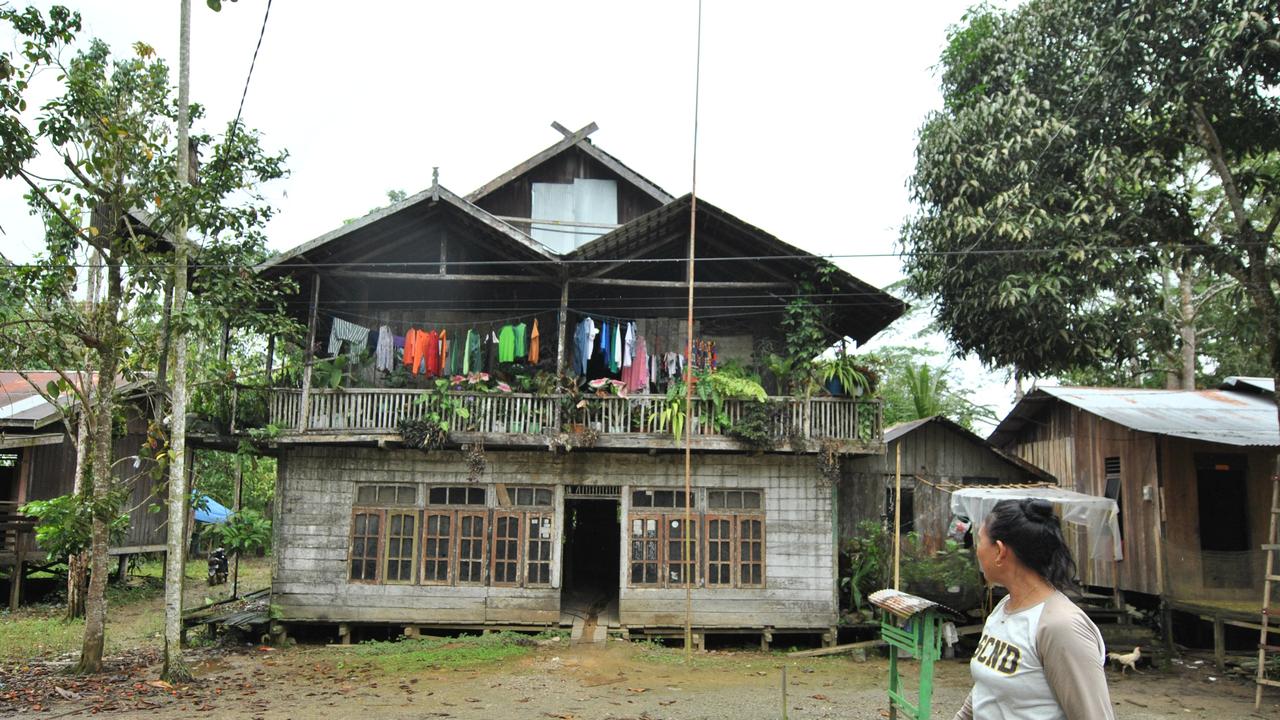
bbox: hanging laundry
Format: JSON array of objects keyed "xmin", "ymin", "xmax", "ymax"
[
  {"xmin": 622, "ymin": 322, "xmax": 635, "ymax": 368},
  {"xmin": 327, "ymin": 317, "xmax": 370, "ymax": 357},
  {"xmin": 439, "ymin": 330, "xmax": 449, "ymax": 376},
  {"xmin": 423, "ymin": 329, "xmax": 441, "ymax": 376},
  {"xmin": 375, "ymin": 324, "xmax": 395, "ymax": 372},
  {"xmin": 462, "ymin": 328, "xmax": 474, "ymax": 374},
  {"xmin": 403, "ymin": 328, "xmax": 427, "ymax": 374},
  {"xmin": 498, "ymin": 324, "xmax": 516, "ymax": 363},
  {"xmin": 467, "ymin": 328, "xmax": 482, "ymax": 372},
  {"xmin": 485, "ymin": 327, "xmax": 499, "ymax": 372},
  {"xmin": 529, "ymin": 319, "xmax": 541, "ymax": 364},
  {"xmin": 621, "ymin": 336, "xmax": 651, "ymax": 393},
  {"xmin": 610, "ymin": 322, "xmax": 622, "ymax": 374},
  {"xmin": 514, "ymin": 322, "xmax": 527, "ymax": 360},
  {"xmin": 573, "ymin": 318, "xmax": 595, "ymax": 376}
]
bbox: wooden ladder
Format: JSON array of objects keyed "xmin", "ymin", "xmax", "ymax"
[{"xmin": 1258, "ymin": 476, "xmax": 1280, "ymax": 708}]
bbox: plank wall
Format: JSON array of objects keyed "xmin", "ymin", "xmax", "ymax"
[{"xmin": 273, "ymin": 446, "xmax": 837, "ymax": 630}]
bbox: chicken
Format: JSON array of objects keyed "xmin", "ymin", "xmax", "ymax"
[{"xmin": 1107, "ymin": 646, "xmax": 1142, "ymax": 674}]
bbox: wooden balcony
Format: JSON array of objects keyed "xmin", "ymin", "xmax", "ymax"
[{"xmin": 262, "ymin": 389, "xmax": 883, "ymax": 454}]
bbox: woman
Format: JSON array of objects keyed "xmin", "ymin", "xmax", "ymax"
[{"xmin": 954, "ymin": 498, "xmax": 1115, "ymax": 720}]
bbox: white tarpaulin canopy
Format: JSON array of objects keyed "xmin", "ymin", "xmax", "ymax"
[{"xmin": 950, "ymin": 487, "xmax": 1123, "ymax": 561}]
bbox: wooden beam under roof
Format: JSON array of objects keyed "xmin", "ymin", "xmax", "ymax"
[
  {"xmin": 551, "ymin": 121, "xmax": 675, "ymax": 205},
  {"xmin": 465, "ymin": 122, "xmax": 599, "ymax": 203},
  {"xmin": 329, "ymin": 270, "xmax": 560, "ymax": 284}
]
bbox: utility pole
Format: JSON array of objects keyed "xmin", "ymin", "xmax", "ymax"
[{"xmin": 162, "ymin": 0, "xmax": 194, "ymax": 684}]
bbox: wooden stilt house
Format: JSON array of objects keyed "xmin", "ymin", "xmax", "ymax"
[{"xmin": 247, "ymin": 123, "xmax": 905, "ymax": 644}]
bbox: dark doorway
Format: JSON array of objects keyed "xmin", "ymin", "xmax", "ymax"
[
  {"xmin": 0, "ymin": 452, "xmax": 18, "ymax": 502},
  {"xmin": 561, "ymin": 498, "xmax": 620, "ymax": 620},
  {"xmin": 1195, "ymin": 454, "xmax": 1251, "ymax": 588}
]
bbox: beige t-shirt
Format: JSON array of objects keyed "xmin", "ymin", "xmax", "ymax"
[{"xmin": 953, "ymin": 591, "xmax": 1115, "ymax": 720}]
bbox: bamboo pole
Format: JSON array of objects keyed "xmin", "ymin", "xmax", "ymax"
[{"xmin": 682, "ymin": 0, "xmax": 704, "ymax": 661}]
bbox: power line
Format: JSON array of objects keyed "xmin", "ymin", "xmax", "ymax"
[
  {"xmin": 1, "ymin": 240, "xmax": 1260, "ymax": 271},
  {"xmin": 228, "ymin": 0, "xmax": 273, "ymax": 144}
]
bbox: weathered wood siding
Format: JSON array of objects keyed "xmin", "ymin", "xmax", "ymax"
[
  {"xmin": 472, "ymin": 146, "xmax": 663, "ymax": 233},
  {"xmin": 839, "ymin": 422, "xmax": 1046, "ymax": 551},
  {"xmin": 22, "ymin": 410, "xmax": 165, "ymax": 552},
  {"xmin": 1157, "ymin": 437, "xmax": 1272, "ymax": 602},
  {"xmin": 1001, "ymin": 404, "xmax": 1165, "ymax": 596},
  {"xmin": 273, "ymin": 447, "xmax": 837, "ymax": 630}
]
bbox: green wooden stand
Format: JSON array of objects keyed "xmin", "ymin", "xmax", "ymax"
[{"xmin": 870, "ymin": 589, "xmax": 950, "ymax": 720}]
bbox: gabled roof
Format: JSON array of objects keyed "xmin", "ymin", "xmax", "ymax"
[
  {"xmin": 884, "ymin": 415, "xmax": 1056, "ymax": 483},
  {"xmin": 466, "ymin": 122, "xmax": 674, "ymax": 206},
  {"xmin": 256, "ymin": 183, "xmax": 559, "ymax": 274},
  {"xmin": 988, "ymin": 385, "xmax": 1280, "ymax": 448},
  {"xmin": 565, "ymin": 194, "xmax": 906, "ymax": 345}
]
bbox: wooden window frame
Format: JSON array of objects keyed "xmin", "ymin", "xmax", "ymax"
[
  {"xmin": 701, "ymin": 511, "xmax": 766, "ymax": 589},
  {"xmin": 629, "ymin": 514, "xmax": 663, "ymax": 587},
  {"xmin": 421, "ymin": 511, "xmax": 454, "ymax": 585},
  {"xmin": 737, "ymin": 515, "xmax": 765, "ymax": 588},
  {"xmin": 524, "ymin": 512, "xmax": 555, "ymax": 587},
  {"xmin": 383, "ymin": 510, "xmax": 419, "ymax": 584},
  {"xmin": 665, "ymin": 515, "xmax": 699, "ymax": 588},
  {"xmin": 456, "ymin": 511, "xmax": 488, "ymax": 586},
  {"xmin": 348, "ymin": 508, "xmax": 385, "ymax": 584},
  {"xmin": 704, "ymin": 514, "xmax": 734, "ymax": 588},
  {"xmin": 491, "ymin": 511, "xmax": 523, "ymax": 587}
]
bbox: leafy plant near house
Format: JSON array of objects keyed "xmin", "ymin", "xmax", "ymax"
[
  {"xmin": 841, "ymin": 520, "xmax": 889, "ymax": 616},
  {"xmin": 212, "ymin": 508, "xmax": 272, "ymax": 556},
  {"xmin": 817, "ymin": 355, "xmax": 876, "ymax": 396},
  {"xmin": 899, "ymin": 533, "xmax": 983, "ymax": 612},
  {"xmin": 399, "ymin": 378, "xmax": 471, "ymax": 451},
  {"xmin": 21, "ymin": 493, "xmax": 129, "ymax": 564},
  {"xmin": 311, "ymin": 350, "xmax": 373, "ymax": 389},
  {"xmin": 724, "ymin": 399, "xmax": 786, "ymax": 451}
]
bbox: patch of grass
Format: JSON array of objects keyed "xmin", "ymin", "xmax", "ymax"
[
  {"xmin": 353, "ymin": 631, "xmax": 552, "ymax": 672},
  {"xmin": 0, "ymin": 613, "xmax": 85, "ymax": 660}
]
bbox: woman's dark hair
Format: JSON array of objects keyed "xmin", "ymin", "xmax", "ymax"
[{"xmin": 984, "ymin": 498, "xmax": 1078, "ymax": 591}]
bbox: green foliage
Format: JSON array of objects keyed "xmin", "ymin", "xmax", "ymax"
[
  {"xmin": 725, "ymin": 400, "xmax": 786, "ymax": 452},
  {"xmin": 817, "ymin": 355, "xmax": 875, "ymax": 396},
  {"xmin": 781, "ymin": 262, "xmax": 840, "ymax": 361},
  {"xmin": 20, "ymin": 493, "xmax": 128, "ymax": 562},
  {"xmin": 311, "ymin": 351, "xmax": 372, "ymax": 389},
  {"xmin": 861, "ymin": 346, "xmax": 996, "ymax": 431},
  {"xmin": 840, "ymin": 520, "xmax": 888, "ymax": 614},
  {"xmin": 354, "ymin": 631, "xmax": 554, "ymax": 672},
  {"xmin": 400, "ymin": 378, "xmax": 471, "ymax": 450},
  {"xmin": 899, "ymin": 534, "xmax": 983, "ymax": 612},
  {"xmin": 901, "ymin": 0, "xmax": 1280, "ymax": 384},
  {"xmin": 193, "ymin": 449, "xmax": 276, "ymax": 517},
  {"xmin": 211, "ymin": 508, "xmax": 272, "ymax": 555}
]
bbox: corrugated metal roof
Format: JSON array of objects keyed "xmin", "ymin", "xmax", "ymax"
[
  {"xmin": 1219, "ymin": 376, "xmax": 1274, "ymax": 394},
  {"xmin": 990, "ymin": 386, "xmax": 1279, "ymax": 448},
  {"xmin": 0, "ymin": 372, "xmax": 67, "ymax": 427},
  {"xmin": 868, "ymin": 588, "xmax": 963, "ymax": 620}
]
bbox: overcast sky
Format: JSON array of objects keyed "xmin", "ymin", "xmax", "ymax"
[{"xmin": 0, "ymin": 0, "xmax": 1018, "ymax": 426}]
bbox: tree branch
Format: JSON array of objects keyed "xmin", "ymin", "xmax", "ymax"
[
  {"xmin": 62, "ymin": 154, "xmax": 110, "ymax": 202},
  {"xmin": 15, "ymin": 168, "xmax": 102, "ymax": 251},
  {"xmin": 1191, "ymin": 103, "xmax": 1254, "ymax": 242}
]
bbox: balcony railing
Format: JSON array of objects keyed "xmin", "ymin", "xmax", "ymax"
[{"xmin": 262, "ymin": 389, "xmax": 883, "ymax": 453}]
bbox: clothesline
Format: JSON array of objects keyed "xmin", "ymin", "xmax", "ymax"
[{"xmin": 328, "ymin": 308, "xmax": 551, "ymax": 330}]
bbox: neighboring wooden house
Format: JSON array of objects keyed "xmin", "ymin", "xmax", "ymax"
[
  {"xmin": 247, "ymin": 122, "xmax": 905, "ymax": 644},
  {"xmin": 988, "ymin": 381, "xmax": 1278, "ymax": 607},
  {"xmin": 1, "ymin": 371, "xmax": 167, "ymax": 604},
  {"xmin": 838, "ymin": 415, "xmax": 1053, "ymax": 552}
]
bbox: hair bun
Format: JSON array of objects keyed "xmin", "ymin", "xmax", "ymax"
[{"xmin": 1026, "ymin": 499, "xmax": 1055, "ymax": 520}]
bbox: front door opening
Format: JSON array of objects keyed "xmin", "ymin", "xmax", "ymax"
[
  {"xmin": 561, "ymin": 498, "xmax": 620, "ymax": 629},
  {"xmin": 1195, "ymin": 454, "xmax": 1251, "ymax": 588}
]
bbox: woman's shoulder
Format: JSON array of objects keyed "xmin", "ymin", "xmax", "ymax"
[{"xmin": 1036, "ymin": 592, "xmax": 1104, "ymax": 647}]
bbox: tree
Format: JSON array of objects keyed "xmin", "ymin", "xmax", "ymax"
[
  {"xmin": 0, "ymin": 6, "xmax": 289, "ymax": 673},
  {"xmin": 902, "ymin": 1, "xmax": 1280, "ymax": 406},
  {"xmin": 862, "ymin": 346, "xmax": 995, "ymax": 431}
]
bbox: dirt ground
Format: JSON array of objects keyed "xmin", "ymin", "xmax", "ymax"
[{"xmin": 3, "ymin": 637, "xmax": 1274, "ymax": 719}]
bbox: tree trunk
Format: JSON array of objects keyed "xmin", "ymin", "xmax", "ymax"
[
  {"xmin": 65, "ymin": 413, "xmax": 90, "ymax": 620},
  {"xmin": 1178, "ymin": 263, "xmax": 1196, "ymax": 390},
  {"xmin": 161, "ymin": 0, "xmax": 193, "ymax": 684},
  {"xmin": 74, "ymin": 254, "xmax": 125, "ymax": 675}
]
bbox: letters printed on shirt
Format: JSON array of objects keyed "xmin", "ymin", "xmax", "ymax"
[{"xmin": 972, "ymin": 633, "xmax": 1022, "ymax": 675}]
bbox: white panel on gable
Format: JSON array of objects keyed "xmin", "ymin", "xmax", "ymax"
[
  {"xmin": 531, "ymin": 182, "xmax": 576, "ymax": 253},
  {"xmin": 571, "ymin": 178, "xmax": 618, "ymax": 249}
]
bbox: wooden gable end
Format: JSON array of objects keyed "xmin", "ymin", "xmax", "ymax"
[{"xmin": 471, "ymin": 145, "xmax": 668, "ymax": 239}]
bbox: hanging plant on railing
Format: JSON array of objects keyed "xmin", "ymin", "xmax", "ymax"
[{"xmin": 398, "ymin": 378, "xmax": 471, "ymax": 451}]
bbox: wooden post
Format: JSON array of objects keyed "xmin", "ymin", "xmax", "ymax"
[
  {"xmin": 231, "ymin": 455, "xmax": 243, "ymax": 599},
  {"xmin": 298, "ymin": 275, "xmax": 321, "ymax": 432},
  {"xmin": 9, "ymin": 541, "xmax": 23, "ymax": 612},
  {"xmin": 1213, "ymin": 616, "xmax": 1226, "ymax": 670},
  {"xmin": 893, "ymin": 442, "xmax": 902, "ymax": 590},
  {"xmin": 556, "ymin": 281, "xmax": 569, "ymax": 376}
]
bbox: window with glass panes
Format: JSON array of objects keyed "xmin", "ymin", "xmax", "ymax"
[
  {"xmin": 349, "ymin": 511, "xmax": 382, "ymax": 582},
  {"xmin": 492, "ymin": 513, "xmax": 521, "ymax": 585},
  {"xmin": 421, "ymin": 512, "xmax": 452, "ymax": 584},
  {"xmin": 525, "ymin": 514, "xmax": 554, "ymax": 585},
  {"xmin": 384, "ymin": 511, "xmax": 417, "ymax": 583},
  {"xmin": 629, "ymin": 516, "xmax": 660, "ymax": 585},
  {"xmin": 456, "ymin": 513, "xmax": 486, "ymax": 584},
  {"xmin": 704, "ymin": 489, "xmax": 765, "ymax": 588},
  {"xmin": 628, "ymin": 489, "xmax": 699, "ymax": 588}
]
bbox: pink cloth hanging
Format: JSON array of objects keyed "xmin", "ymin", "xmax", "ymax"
[{"xmin": 624, "ymin": 336, "xmax": 650, "ymax": 393}]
